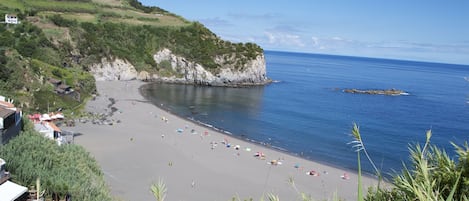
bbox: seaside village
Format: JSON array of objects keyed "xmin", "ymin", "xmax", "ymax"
[{"xmin": 1, "ymin": 91, "xmax": 74, "ymax": 200}]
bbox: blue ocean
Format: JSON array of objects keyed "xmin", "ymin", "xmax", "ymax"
[{"xmin": 140, "ymin": 50, "xmax": 469, "ymax": 175}]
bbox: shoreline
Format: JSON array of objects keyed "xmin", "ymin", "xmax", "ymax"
[
  {"xmin": 161, "ymin": 108, "xmax": 373, "ymax": 178},
  {"xmin": 71, "ymin": 80, "xmax": 382, "ymax": 201},
  {"xmin": 138, "ymin": 82, "xmax": 380, "ymax": 178}
]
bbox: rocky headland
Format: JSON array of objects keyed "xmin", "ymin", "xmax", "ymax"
[{"xmin": 90, "ymin": 48, "xmax": 271, "ymax": 87}]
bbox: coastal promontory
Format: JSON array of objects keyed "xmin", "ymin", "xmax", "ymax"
[{"xmin": 0, "ymin": 0, "xmax": 270, "ymax": 114}]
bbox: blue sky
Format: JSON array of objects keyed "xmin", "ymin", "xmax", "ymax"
[{"xmin": 141, "ymin": 1, "xmax": 469, "ymax": 65}]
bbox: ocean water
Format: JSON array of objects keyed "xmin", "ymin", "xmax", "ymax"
[{"xmin": 140, "ymin": 50, "xmax": 469, "ymax": 175}]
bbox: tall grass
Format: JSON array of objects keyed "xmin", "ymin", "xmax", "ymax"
[
  {"xmin": 360, "ymin": 128, "xmax": 469, "ymax": 201},
  {"xmin": 24, "ymin": 0, "xmax": 98, "ymax": 13},
  {"xmin": 349, "ymin": 123, "xmax": 383, "ymax": 201},
  {"xmin": 0, "ymin": 118, "xmax": 111, "ymax": 200}
]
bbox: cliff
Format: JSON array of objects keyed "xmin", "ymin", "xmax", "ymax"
[
  {"xmin": 90, "ymin": 49, "xmax": 270, "ymax": 86},
  {"xmin": 0, "ymin": 0, "xmax": 270, "ymax": 114}
]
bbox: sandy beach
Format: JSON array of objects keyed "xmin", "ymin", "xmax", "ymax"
[{"xmin": 71, "ymin": 80, "xmax": 381, "ymax": 201}]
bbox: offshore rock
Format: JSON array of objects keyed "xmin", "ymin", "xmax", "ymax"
[{"xmin": 343, "ymin": 88, "xmax": 408, "ymax": 96}]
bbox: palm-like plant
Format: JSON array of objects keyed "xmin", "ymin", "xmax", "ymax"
[
  {"xmin": 392, "ymin": 129, "xmax": 465, "ymax": 201},
  {"xmin": 365, "ymin": 129, "xmax": 468, "ymax": 201},
  {"xmin": 150, "ymin": 179, "xmax": 167, "ymax": 201},
  {"xmin": 349, "ymin": 123, "xmax": 382, "ymax": 201}
]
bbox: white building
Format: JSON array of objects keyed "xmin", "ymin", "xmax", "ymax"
[
  {"xmin": 4, "ymin": 14, "xmax": 19, "ymax": 24},
  {"xmin": 34, "ymin": 121, "xmax": 64, "ymax": 146}
]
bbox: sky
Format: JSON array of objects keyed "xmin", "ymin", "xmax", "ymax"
[{"xmin": 141, "ymin": 1, "xmax": 469, "ymax": 65}]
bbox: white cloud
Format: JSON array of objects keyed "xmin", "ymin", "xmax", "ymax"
[
  {"xmin": 227, "ymin": 12, "xmax": 281, "ymax": 20},
  {"xmin": 331, "ymin": 36, "xmax": 343, "ymax": 41},
  {"xmin": 302, "ymin": 36, "xmax": 469, "ymax": 64},
  {"xmin": 264, "ymin": 31, "xmax": 305, "ymax": 48}
]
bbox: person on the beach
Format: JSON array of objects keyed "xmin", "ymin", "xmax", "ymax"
[{"xmin": 341, "ymin": 172, "xmax": 350, "ymax": 180}]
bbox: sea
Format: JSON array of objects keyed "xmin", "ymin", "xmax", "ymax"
[{"xmin": 140, "ymin": 50, "xmax": 469, "ymax": 176}]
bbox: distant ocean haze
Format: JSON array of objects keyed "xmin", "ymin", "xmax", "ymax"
[{"xmin": 140, "ymin": 50, "xmax": 469, "ymax": 175}]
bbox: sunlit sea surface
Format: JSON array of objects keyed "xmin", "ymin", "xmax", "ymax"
[{"xmin": 140, "ymin": 50, "xmax": 469, "ymax": 175}]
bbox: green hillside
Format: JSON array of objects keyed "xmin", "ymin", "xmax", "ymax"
[{"xmin": 0, "ymin": 0, "xmax": 263, "ymax": 116}]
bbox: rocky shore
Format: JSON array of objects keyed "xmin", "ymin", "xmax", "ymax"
[{"xmin": 90, "ymin": 48, "xmax": 271, "ymax": 87}]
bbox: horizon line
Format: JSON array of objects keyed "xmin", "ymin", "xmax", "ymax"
[{"xmin": 264, "ymin": 49, "xmax": 469, "ymax": 67}]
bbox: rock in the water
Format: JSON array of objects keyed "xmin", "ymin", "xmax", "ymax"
[{"xmin": 343, "ymin": 88, "xmax": 408, "ymax": 96}]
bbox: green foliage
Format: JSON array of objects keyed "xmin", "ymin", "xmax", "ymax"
[
  {"xmin": 10, "ymin": 23, "xmax": 52, "ymax": 58},
  {"xmin": 49, "ymin": 14, "xmax": 77, "ymax": 27},
  {"xmin": 127, "ymin": 0, "xmax": 168, "ymax": 13},
  {"xmin": 150, "ymin": 179, "xmax": 167, "ymax": 201},
  {"xmin": 0, "ymin": 120, "xmax": 112, "ymax": 201},
  {"xmin": 364, "ymin": 130, "xmax": 469, "ymax": 201},
  {"xmin": 23, "ymin": 0, "xmax": 98, "ymax": 13},
  {"xmin": 0, "ymin": 22, "xmax": 96, "ymax": 114},
  {"xmin": 72, "ymin": 20, "xmax": 262, "ymax": 73}
]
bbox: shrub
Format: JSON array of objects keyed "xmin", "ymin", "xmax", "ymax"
[{"xmin": 0, "ymin": 119, "xmax": 112, "ymax": 201}]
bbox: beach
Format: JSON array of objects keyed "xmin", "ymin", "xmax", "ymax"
[{"xmin": 72, "ymin": 80, "xmax": 381, "ymax": 201}]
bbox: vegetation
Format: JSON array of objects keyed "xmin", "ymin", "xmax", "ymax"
[
  {"xmin": 351, "ymin": 124, "xmax": 469, "ymax": 201},
  {"xmin": 364, "ymin": 132, "xmax": 468, "ymax": 200},
  {"xmin": 150, "ymin": 179, "xmax": 167, "ymax": 201},
  {"xmin": 0, "ymin": 118, "xmax": 112, "ymax": 200},
  {"xmin": 0, "ymin": 20, "xmax": 96, "ymax": 115},
  {"xmin": 72, "ymin": 21, "xmax": 262, "ymax": 72}
]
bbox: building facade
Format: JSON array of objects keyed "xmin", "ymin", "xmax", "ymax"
[
  {"xmin": 4, "ymin": 14, "xmax": 19, "ymax": 24},
  {"xmin": 0, "ymin": 96, "xmax": 23, "ymax": 145}
]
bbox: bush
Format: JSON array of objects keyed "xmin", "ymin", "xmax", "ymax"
[
  {"xmin": 49, "ymin": 14, "xmax": 77, "ymax": 27},
  {"xmin": 0, "ymin": 120, "xmax": 112, "ymax": 201}
]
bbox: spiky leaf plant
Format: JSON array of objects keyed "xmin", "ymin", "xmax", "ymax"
[
  {"xmin": 366, "ymin": 130, "xmax": 468, "ymax": 201},
  {"xmin": 150, "ymin": 179, "xmax": 167, "ymax": 201}
]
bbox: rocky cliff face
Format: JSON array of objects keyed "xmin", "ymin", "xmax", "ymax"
[
  {"xmin": 89, "ymin": 48, "xmax": 270, "ymax": 86},
  {"xmin": 90, "ymin": 58, "xmax": 138, "ymax": 81},
  {"xmin": 152, "ymin": 48, "xmax": 269, "ymax": 86}
]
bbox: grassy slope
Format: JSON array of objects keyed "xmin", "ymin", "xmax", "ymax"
[{"xmin": 14, "ymin": 0, "xmax": 189, "ymax": 26}]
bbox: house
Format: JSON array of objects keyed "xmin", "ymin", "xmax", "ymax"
[
  {"xmin": 33, "ymin": 121, "xmax": 64, "ymax": 146},
  {"xmin": 0, "ymin": 158, "xmax": 29, "ymax": 201},
  {"xmin": 4, "ymin": 14, "xmax": 19, "ymax": 24},
  {"xmin": 29, "ymin": 112, "xmax": 66, "ymax": 145},
  {"xmin": 47, "ymin": 78, "xmax": 74, "ymax": 94},
  {"xmin": 0, "ymin": 96, "xmax": 22, "ymax": 145},
  {"xmin": 56, "ymin": 84, "xmax": 73, "ymax": 94}
]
